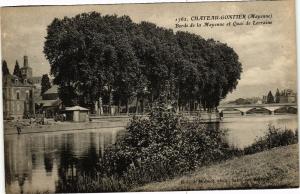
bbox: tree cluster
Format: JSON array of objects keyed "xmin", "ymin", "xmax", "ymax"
[
  {"xmin": 2, "ymin": 60, "xmax": 23, "ymax": 80},
  {"xmin": 44, "ymin": 12, "xmax": 242, "ymax": 112}
]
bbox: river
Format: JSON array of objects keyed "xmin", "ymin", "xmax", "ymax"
[{"xmin": 4, "ymin": 114, "xmax": 298, "ymax": 193}]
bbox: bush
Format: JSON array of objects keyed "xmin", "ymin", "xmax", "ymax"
[
  {"xmin": 244, "ymin": 125, "xmax": 298, "ymax": 155},
  {"xmin": 98, "ymin": 105, "xmax": 239, "ymax": 189}
]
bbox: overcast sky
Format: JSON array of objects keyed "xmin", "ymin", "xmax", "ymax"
[{"xmin": 1, "ymin": 0, "xmax": 297, "ymax": 101}]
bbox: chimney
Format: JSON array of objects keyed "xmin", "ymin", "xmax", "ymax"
[{"xmin": 24, "ymin": 56, "xmax": 28, "ymax": 67}]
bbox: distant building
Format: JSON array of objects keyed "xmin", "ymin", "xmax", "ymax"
[
  {"xmin": 256, "ymin": 100, "xmax": 263, "ymax": 104},
  {"xmin": 38, "ymin": 85, "xmax": 62, "ymax": 118},
  {"xmin": 64, "ymin": 106, "xmax": 89, "ymax": 122},
  {"xmin": 262, "ymin": 89, "xmax": 297, "ymax": 104},
  {"xmin": 279, "ymin": 89, "xmax": 297, "ymax": 103},
  {"xmin": 262, "ymin": 95, "xmax": 267, "ymax": 104}
]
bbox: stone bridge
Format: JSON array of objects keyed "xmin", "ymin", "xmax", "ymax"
[{"xmin": 218, "ymin": 103, "xmax": 297, "ymax": 115}]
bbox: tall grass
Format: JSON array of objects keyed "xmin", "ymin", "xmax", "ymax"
[{"xmin": 244, "ymin": 125, "xmax": 298, "ymax": 155}]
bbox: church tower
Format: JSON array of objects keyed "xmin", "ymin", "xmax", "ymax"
[{"xmin": 20, "ymin": 55, "xmax": 32, "ymax": 79}]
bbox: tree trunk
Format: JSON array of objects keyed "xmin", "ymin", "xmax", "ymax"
[
  {"xmin": 99, "ymin": 97, "xmax": 103, "ymax": 115},
  {"xmin": 151, "ymin": 93, "xmax": 154, "ymax": 108},
  {"xmin": 108, "ymin": 87, "xmax": 112, "ymax": 115},
  {"xmin": 135, "ymin": 96, "xmax": 139, "ymax": 114},
  {"xmin": 176, "ymin": 88, "xmax": 180, "ymax": 113},
  {"xmin": 189, "ymin": 99, "xmax": 192, "ymax": 114},
  {"xmin": 126, "ymin": 98, "xmax": 129, "ymax": 115},
  {"xmin": 94, "ymin": 101, "xmax": 98, "ymax": 115},
  {"xmin": 141, "ymin": 98, "xmax": 144, "ymax": 115},
  {"xmin": 118, "ymin": 99, "xmax": 121, "ymax": 115}
]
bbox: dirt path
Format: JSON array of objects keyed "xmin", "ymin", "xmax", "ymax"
[{"xmin": 3, "ymin": 118, "xmax": 129, "ymax": 135}]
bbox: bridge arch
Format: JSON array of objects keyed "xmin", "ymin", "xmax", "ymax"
[
  {"xmin": 218, "ymin": 103, "xmax": 297, "ymax": 115},
  {"xmin": 219, "ymin": 107, "xmax": 255, "ymax": 115},
  {"xmin": 273, "ymin": 105, "xmax": 297, "ymax": 114}
]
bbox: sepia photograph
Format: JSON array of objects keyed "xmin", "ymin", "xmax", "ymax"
[{"xmin": 0, "ymin": 0, "xmax": 299, "ymax": 193}]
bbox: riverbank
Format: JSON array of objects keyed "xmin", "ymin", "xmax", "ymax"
[
  {"xmin": 3, "ymin": 118, "xmax": 129, "ymax": 135},
  {"xmin": 133, "ymin": 144, "xmax": 299, "ymax": 191}
]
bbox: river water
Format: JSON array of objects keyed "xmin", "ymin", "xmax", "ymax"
[{"xmin": 4, "ymin": 114, "xmax": 298, "ymax": 193}]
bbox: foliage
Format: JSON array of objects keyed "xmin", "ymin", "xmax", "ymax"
[
  {"xmin": 244, "ymin": 125, "xmax": 298, "ymax": 155},
  {"xmin": 13, "ymin": 60, "xmax": 22, "ymax": 79},
  {"xmin": 98, "ymin": 104, "xmax": 238, "ymax": 188},
  {"xmin": 2, "ymin": 60, "xmax": 10, "ymax": 76},
  {"xmin": 44, "ymin": 12, "xmax": 242, "ymax": 112},
  {"xmin": 41, "ymin": 74, "xmax": 52, "ymax": 95},
  {"xmin": 275, "ymin": 88, "xmax": 280, "ymax": 103},
  {"xmin": 267, "ymin": 91, "xmax": 274, "ymax": 104}
]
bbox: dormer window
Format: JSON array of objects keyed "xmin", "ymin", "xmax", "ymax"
[{"xmin": 15, "ymin": 79, "xmax": 19, "ymax": 85}]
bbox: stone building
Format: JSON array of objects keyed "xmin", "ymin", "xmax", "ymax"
[
  {"xmin": 279, "ymin": 89, "xmax": 297, "ymax": 103},
  {"xmin": 2, "ymin": 75, "xmax": 35, "ymax": 119},
  {"xmin": 2, "ymin": 56, "xmax": 35, "ymax": 119}
]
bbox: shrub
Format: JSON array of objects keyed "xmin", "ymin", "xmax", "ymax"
[
  {"xmin": 98, "ymin": 104, "xmax": 239, "ymax": 189},
  {"xmin": 244, "ymin": 125, "xmax": 298, "ymax": 155}
]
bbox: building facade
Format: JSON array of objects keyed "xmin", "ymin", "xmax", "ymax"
[
  {"xmin": 2, "ymin": 75, "xmax": 35, "ymax": 119},
  {"xmin": 2, "ymin": 56, "xmax": 35, "ymax": 119},
  {"xmin": 279, "ymin": 89, "xmax": 297, "ymax": 103}
]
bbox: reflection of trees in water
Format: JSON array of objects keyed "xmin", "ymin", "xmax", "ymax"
[
  {"xmin": 4, "ymin": 139, "xmax": 12, "ymax": 186},
  {"xmin": 77, "ymin": 134, "xmax": 99, "ymax": 176},
  {"xmin": 55, "ymin": 140, "xmax": 78, "ymax": 192},
  {"xmin": 56, "ymin": 134, "xmax": 102, "ymax": 192},
  {"xmin": 17, "ymin": 173, "xmax": 27, "ymax": 194},
  {"xmin": 43, "ymin": 135, "xmax": 55, "ymax": 174},
  {"xmin": 44, "ymin": 153, "xmax": 54, "ymax": 173}
]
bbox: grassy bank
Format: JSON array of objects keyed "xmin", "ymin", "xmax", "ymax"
[{"xmin": 133, "ymin": 144, "xmax": 299, "ymax": 191}]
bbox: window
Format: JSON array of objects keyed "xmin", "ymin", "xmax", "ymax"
[
  {"xmin": 26, "ymin": 91, "xmax": 29, "ymax": 100},
  {"xmin": 24, "ymin": 79, "xmax": 27, "ymax": 84},
  {"xmin": 15, "ymin": 79, "xmax": 18, "ymax": 85},
  {"xmin": 16, "ymin": 91, "xmax": 20, "ymax": 100}
]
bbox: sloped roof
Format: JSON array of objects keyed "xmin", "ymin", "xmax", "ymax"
[
  {"xmin": 44, "ymin": 85, "xmax": 59, "ymax": 94},
  {"xmin": 65, "ymin": 106, "xmax": 89, "ymax": 111},
  {"xmin": 38, "ymin": 99, "xmax": 61, "ymax": 107},
  {"xmin": 2, "ymin": 74, "xmax": 33, "ymax": 87}
]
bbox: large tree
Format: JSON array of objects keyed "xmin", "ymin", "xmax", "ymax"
[
  {"xmin": 267, "ymin": 91, "xmax": 275, "ymax": 104},
  {"xmin": 2, "ymin": 60, "xmax": 10, "ymax": 76},
  {"xmin": 13, "ymin": 60, "xmax": 22, "ymax": 79},
  {"xmin": 275, "ymin": 88, "xmax": 280, "ymax": 103},
  {"xmin": 41, "ymin": 74, "xmax": 52, "ymax": 95},
  {"xmin": 44, "ymin": 12, "xmax": 242, "ymax": 112}
]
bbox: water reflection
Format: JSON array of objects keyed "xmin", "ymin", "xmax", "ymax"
[
  {"xmin": 222, "ymin": 115, "xmax": 298, "ymax": 148},
  {"xmin": 5, "ymin": 128, "xmax": 123, "ymax": 194},
  {"xmin": 4, "ymin": 115, "xmax": 298, "ymax": 193}
]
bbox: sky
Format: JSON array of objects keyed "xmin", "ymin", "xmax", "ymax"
[{"xmin": 1, "ymin": 0, "xmax": 297, "ymax": 101}]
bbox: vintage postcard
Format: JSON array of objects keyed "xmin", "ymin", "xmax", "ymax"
[{"xmin": 1, "ymin": 0, "xmax": 298, "ymax": 193}]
